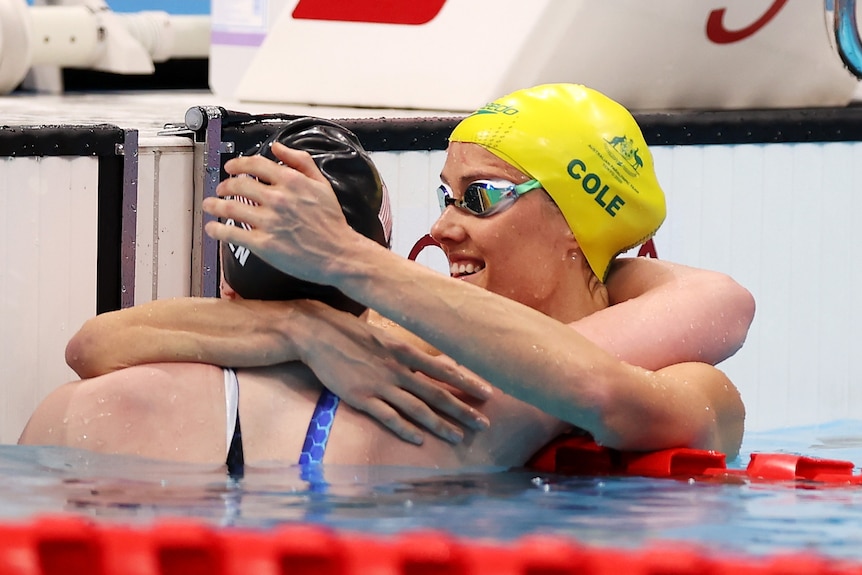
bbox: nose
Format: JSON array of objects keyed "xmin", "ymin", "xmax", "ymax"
[{"xmin": 430, "ymin": 206, "xmax": 469, "ymax": 246}]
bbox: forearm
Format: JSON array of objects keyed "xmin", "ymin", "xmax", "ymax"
[
  {"xmin": 65, "ymin": 297, "xmax": 306, "ymax": 378},
  {"xmin": 581, "ymin": 258, "xmax": 755, "ymax": 370},
  {"xmin": 333, "ymin": 240, "xmax": 613, "ymax": 429}
]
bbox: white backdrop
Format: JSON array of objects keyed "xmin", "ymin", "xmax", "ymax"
[{"xmin": 211, "ymin": 0, "xmax": 860, "ymax": 112}]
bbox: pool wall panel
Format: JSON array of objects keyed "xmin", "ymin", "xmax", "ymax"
[
  {"xmin": 133, "ymin": 138, "xmax": 196, "ymax": 304},
  {"xmin": 0, "ymin": 133, "xmax": 196, "ymax": 444},
  {"xmin": 649, "ymin": 142, "xmax": 862, "ymax": 431},
  {"xmin": 0, "ymin": 156, "xmax": 99, "ymax": 444}
]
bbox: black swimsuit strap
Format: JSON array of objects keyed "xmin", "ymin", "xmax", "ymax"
[{"xmin": 226, "ymin": 411, "xmax": 244, "ymax": 479}]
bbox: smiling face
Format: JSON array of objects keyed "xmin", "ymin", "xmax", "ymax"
[{"xmin": 430, "ymin": 142, "xmax": 585, "ymax": 319}]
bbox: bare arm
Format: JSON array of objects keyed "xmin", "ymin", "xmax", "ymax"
[
  {"xmin": 65, "ymin": 297, "xmax": 304, "ymax": 379},
  {"xmin": 65, "ymin": 297, "xmax": 491, "ymax": 445},
  {"xmin": 588, "ymin": 257, "xmax": 755, "ymax": 370}
]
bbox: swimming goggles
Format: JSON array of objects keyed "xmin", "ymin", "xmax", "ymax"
[{"xmin": 436, "ymin": 179, "xmax": 543, "ymax": 217}]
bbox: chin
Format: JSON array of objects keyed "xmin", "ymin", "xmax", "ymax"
[{"xmin": 462, "ymin": 273, "xmax": 488, "ymax": 290}]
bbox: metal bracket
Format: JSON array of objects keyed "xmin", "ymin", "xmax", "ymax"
[
  {"xmin": 120, "ymin": 128, "xmax": 139, "ymax": 308},
  {"xmin": 188, "ymin": 106, "xmax": 225, "ymax": 298}
]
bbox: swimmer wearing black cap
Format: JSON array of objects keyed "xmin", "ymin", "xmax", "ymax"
[
  {"xmin": 22, "ymin": 116, "xmax": 494, "ymax": 471},
  {"xmin": 220, "ymin": 117, "xmax": 393, "ymax": 475}
]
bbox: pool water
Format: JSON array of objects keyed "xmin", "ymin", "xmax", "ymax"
[{"xmin": 3, "ymin": 420, "xmax": 862, "ymax": 561}]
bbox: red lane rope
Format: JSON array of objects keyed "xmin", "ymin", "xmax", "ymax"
[
  {"xmin": 528, "ymin": 433, "xmax": 862, "ymax": 485},
  {"xmin": 0, "ymin": 513, "xmax": 859, "ymax": 575}
]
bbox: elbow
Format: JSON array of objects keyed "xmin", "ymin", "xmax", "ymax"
[
  {"xmin": 687, "ymin": 269, "xmax": 756, "ymax": 365},
  {"xmin": 65, "ymin": 329, "xmax": 86, "ymax": 376},
  {"xmin": 65, "ymin": 319, "xmax": 107, "ymax": 379},
  {"xmin": 587, "ymin": 364, "xmax": 747, "ymax": 458},
  {"xmin": 716, "ymin": 273, "xmax": 756, "ymax": 359},
  {"xmin": 713, "ymin": 374, "xmax": 746, "ymax": 460}
]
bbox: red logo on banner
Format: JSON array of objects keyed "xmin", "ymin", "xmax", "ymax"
[
  {"xmin": 706, "ymin": 0, "xmax": 788, "ymax": 44},
  {"xmin": 292, "ymin": 0, "xmax": 446, "ymax": 25}
]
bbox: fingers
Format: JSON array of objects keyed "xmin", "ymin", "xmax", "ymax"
[
  {"xmin": 377, "ymin": 387, "xmax": 466, "ymax": 444},
  {"xmin": 202, "ymin": 204, "xmax": 255, "ymax": 246},
  {"xmin": 204, "ymin": 190, "xmax": 266, "ymax": 227},
  {"xmin": 204, "ymin": 143, "xmax": 347, "ymax": 246},
  {"xmin": 389, "ymin": 374, "xmax": 490, "ymax": 434},
  {"xmin": 269, "ymin": 143, "xmax": 331, "ymax": 185},
  {"xmin": 360, "ymin": 400, "xmax": 426, "ymax": 446},
  {"xmin": 202, "ymin": 175, "xmax": 271, "ymax": 244},
  {"xmin": 373, "ymin": 341, "xmax": 492, "ymax": 434},
  {"xmin": 221, "ymin": 144, "xmax": 327, "ymax": 189},
  {"xmin": 214, "ymin": 145, "xmax": 324, "ymax": 207},
  {"xmin": 390, "ymin": 344, "xmax": 493, "ymax": 401},
  {"xmin": 202, "ymin": 149, "xmax": 308, "ymax": 245},
  {"xmin": 425, "ymin": 356, "xmax": 493, "ymax": 401},
  {"xmin": 222, "ymin": 144, "xmax": 311, "ymax": 179}
]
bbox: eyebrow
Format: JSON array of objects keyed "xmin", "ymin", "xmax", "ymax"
[{"xmin": 439, "ymin": 172, "xmax": 508, "ymax": 188}]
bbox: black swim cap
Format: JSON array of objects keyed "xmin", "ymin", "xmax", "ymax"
[{"xmin": 221, "ymin": 117, "xmax": 392, "ymax": 316}]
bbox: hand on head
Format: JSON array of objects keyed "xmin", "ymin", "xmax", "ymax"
[
  {"xmin": 205, "ymin": 142, "xmax": 371, "ymax": 289},
  {"xmin": 214, "ymin": 117, "xmax": 390, "ymax": 315},
  {"xmin": 205, "ymin": 126, "xmax": 494, "ymax": 447}
]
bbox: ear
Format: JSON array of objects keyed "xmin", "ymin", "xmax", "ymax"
[
  {"xmin": 219, "ymin": 243, "xmax": 239, "ymax": 300},
  {"xmin": 542, "ymin": 191, "xmax": 578, "ymax": 247},
  {"xmin": 219, "ymin": 273, "xmax": 238, "ymax": 300},
  {"xmin": 565, "ymin": 226, "xmax": 581, "ymax": 251}
]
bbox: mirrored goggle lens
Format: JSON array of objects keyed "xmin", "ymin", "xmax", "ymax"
[{"xmin": 436, "ymin": 180, "xmax": 526, "ymax": 216}]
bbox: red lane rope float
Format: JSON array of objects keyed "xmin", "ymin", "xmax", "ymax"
[
  {"xmin": 527, "ymin": 433, "xmax": 862, "ymax": 486},
  {"xmin": 1, "ymin": 514, "xmax": 862, "ymax": 575}
]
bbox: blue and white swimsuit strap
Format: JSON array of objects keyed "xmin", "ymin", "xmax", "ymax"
[{"xmin": 299, "ymin": 389, "xmax": 340, "ymax": 465}]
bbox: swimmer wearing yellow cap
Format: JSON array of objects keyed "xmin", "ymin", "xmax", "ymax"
[{"xmin": 449, "ymin": 83, "xmax": 666, "ymax": 282}]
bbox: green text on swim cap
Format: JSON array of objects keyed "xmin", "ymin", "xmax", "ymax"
[{"xmin": 566, "ymin": 159, "xmax": 626, "ymax": 217}]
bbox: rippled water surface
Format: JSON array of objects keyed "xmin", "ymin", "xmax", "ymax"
[{"xmin": 4, "ymin": 420, "xmax": 862, "ymax": 559}]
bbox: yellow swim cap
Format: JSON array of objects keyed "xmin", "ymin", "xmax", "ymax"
[{"xmin": 449, "ymin": 84, "xmax": 666, "ymax": 282}]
